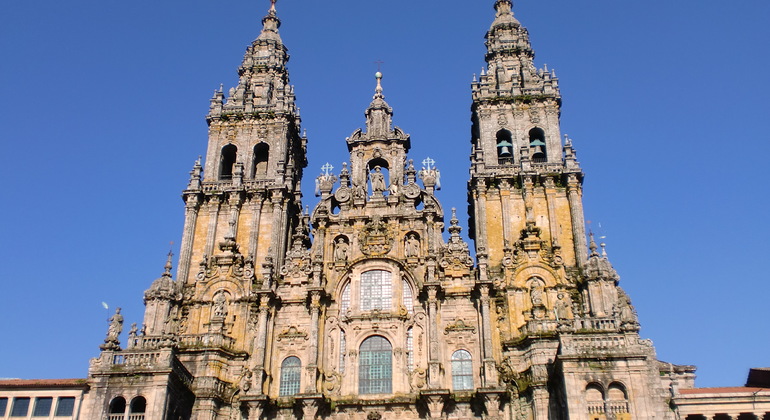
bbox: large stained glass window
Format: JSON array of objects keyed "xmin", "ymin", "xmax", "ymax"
[
  {"xmin": 279, "ymin": 356, "xmax": 301, "ymax": 396},
  {"xmin": 360, "ymin": 270, "xmax": 392, "ymax": 311},
  {"xmin": 451, "ymin": 350, "xmax": 474, "ymax": 391},
  {"xmin": 402, "ymin": 279, "xmax": 414, "ymax": 315},
  {"xmin": 358, "ymin": 336, "xmax": 392, "ymax": 394}
]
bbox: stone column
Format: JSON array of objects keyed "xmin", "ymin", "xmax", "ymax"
[
  {"xmin": 228, "ymin": 192, "xmax": 243, "ymax": 240},
  {"xmin": 532, "ymin": 386, "xmax": 550, "ymax": 420},
  {"xmin": 479, "ymin": 284, "xmax": 497, "ymax": 386},
  {"xmin": 177, "ymin": 194, "xmax": 200, "ymax": 283},
  {"xmin": 247, "ymin": 195, "xmax": 264, "ymax": 258},
  {"xmin": 566, "ymin": 174, "xmax": 587, "ymax": 267},
  {"xmin": 499, "ymin": 180, "xmax": 512, "ymax": 245},
  {"xmin": 473, "ymin": 183, "xmax": 489, "ymax": 252},
  {"xmin": 251, "ymin": 298, "xmax": 270, "ymax": 392},
  {"xmin": 427, "ymin": 286, "xmax": 441, "ymax": 388},
  {"xmin": 543, "ymin": 176, "xmax": 559, "ymax": 245},
  {"xmin": 306, "ymin": 291, "xmax": 321, "ymax": 393},
  {"xmin": 268, "ymin": 190, "xmax": 285, "ymax": 267},
  {"xmin": 204, "ymin": 195, "xmax": 221, "ymax": 256}
]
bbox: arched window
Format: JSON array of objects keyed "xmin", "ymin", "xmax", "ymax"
[
  {"xmin": 496, "ymin": 129, "xmax": 514, "ymax": 164},
  {"xmin": 402, "ymin": 279, "xmax": 414, "ymax": 315},
  {"xmin": 585, "ymin": 383, "xmax": 605, "ymax": 418},
  {"xmin": 607, "ymin": 382, "xmax": 630, "ymax": 415},
  {"xmin": 130, "ymin": 397, "xmax": 146, "ymax": 418},
  {"xmin": 279, "ymin": 356, "xmax": 301, "ymax": 396},
  {"xmin": 252, "ymin": 143, "xmax": 269, "ymax": 177},
  {"xmin": 360, "ymin": 270, "xmax": 392, "ymax": 312},
  {"xmin": 340, "ymin": 283, "xmax": 351, "ymax": 314},
  {"xmin": 219, "ymin": 144, "xmax": 237, "ymax": 180},
  {"xmin": 451, "ymin": 350, "xmax": 473, "ymax": 390},
  {"xmin": 359, "ymin": 336, "xmax": 392, "ymax": 394},
  {"xmin": 108, "ymin": 397, "xmax": 126, "ymax": 420},
  {"xmin": 528, "ymin": 128, "xmax": 547, "ymax": 162}
]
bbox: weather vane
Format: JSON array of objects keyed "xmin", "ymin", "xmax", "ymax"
[{"xmin": 374, "ymin": 60, "xmax": 384, "ymax": 72}]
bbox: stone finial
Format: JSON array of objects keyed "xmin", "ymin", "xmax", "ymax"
[
  {"xmin": 163, "ymin": 250, "xmax": 173, "ymax": 277},
  {"xmin": 588, "ymin": 231, "xmax": 599, "ymax": 257}
]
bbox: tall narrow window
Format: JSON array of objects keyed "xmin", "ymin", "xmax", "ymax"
[
  {"xmin": 33, "ymin": 397, "xmax": 52, "ymax": 417},
  {"xmin": 585, "ymin": 383, "xmax": 605, "ymax": 418},
  {"xmin": 496, "ymin": 129, "xmax": 514, "ymax": 164},
  {"xmin": 402, "ymin": 279, "xmax": 414, "ymax": 315},
  {"xmin": 0, "ymin": 398, "xmax": 7, "ymax": 417},
  {"xmin": 528, "ymin": 127, "xmax": 547, "ymax": 162},
  {"xmin": 339, "ymin": 330, "xmax": 346, "ymax": 373},
  {"xmin": 451, "ymin": 350, "xmax": 474, "ymax": 390},
  {"xmin": 109, "ymin": 397, "xmax": 126, "ymax": 420},
  {"xmin": 406, "ymin": 327, "xmax": 414, "ymax": 371},
  {"xmin": 130, "ymin": 396, "xmax": 146, "ymax": 418},
  {"xmin": 55, "ymin": 397, "xmax": 76, "ymax": 417},
  {"xmin": 11, "ymin": 397, "xmax": 30, "ymax": 417},
  {"xmin": 360, "ymin": 270, "xmax": 392, "ymax": 312},
  {"xmin": 340, "ymin": 283, "xmax": 351, "ymax": 314},
  {"xmin": 359, "ymin": 336, "xmax": 392, "ymax": 394},
  {"xmin": 280, "ymin": 356, "xmax": 301, "ymax": 396},
  {"xmin": 607, "ymin": 382, "xmax": 630, "ymax": 416},
  {"xmin": 252, "ymin": 143, "xmax": 269, "ymax": 177},
  {"xmin": 219, "ymin": 144, "xmax": 237, "ymax": 180}
]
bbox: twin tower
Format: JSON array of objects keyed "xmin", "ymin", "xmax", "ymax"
[{"xmin": 83, "ymin": 1, "xmax": 678, "ymax": 419}]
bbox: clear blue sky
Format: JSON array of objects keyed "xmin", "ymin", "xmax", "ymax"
[{"xmin": 1, "ymin": 1, "xmax": 768, "ymax": 387}]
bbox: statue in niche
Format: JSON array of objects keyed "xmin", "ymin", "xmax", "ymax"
[
  {"xmin": 212, "ymin": 291, "xmax": 228, "ymax": 318},
  {"xmin": 106, "ymin": 307, "xmax": 123, "ymax": 341},
  {"xmin": 405, "ymin": 233, "xmax": 420, "ymax": 258},
  {"xmin": 334, "ymin": 237, "xmax": 349, "ymax": 262},
  {"xmin": 370, "ymin": 166, "xmax": 387, "ymax": 193},
  {"xmin": 528, "ymin": 278, "xmax": 545, "ymax": 306},
  {"xmin": 554, "ymin": 293, "xmax": 570, "ymax": 321}
]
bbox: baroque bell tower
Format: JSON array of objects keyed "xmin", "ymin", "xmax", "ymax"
[{"xmin": 468, "ymin": 1, "xmax": 673, "ymax": 419}]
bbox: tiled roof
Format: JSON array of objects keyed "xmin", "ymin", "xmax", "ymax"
[
  {"xmin": 0, "ymin": 378, "xmax": 88, "ymax": 389},
  {"xmin": 680, "ymin": 387, "xmax": 769, "ymax": 395}
]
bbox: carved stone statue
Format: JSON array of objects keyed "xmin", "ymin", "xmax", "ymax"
[
  {"xmin": 529, "ymin": 280, "xmax": 544, "ymax": 305},
  {"xmin": 212, "ymin": 291, "xmax": 228, "ymax": 319},
  {"xmin": 370, "ymin": 166, "xmax": 386, "ymax": 193},
  {"xmin": 127, "ymin": 323, "xmax": 138, "ymax": 347},
  {"xmin": 405, "ymin": 233, "xmax": 420, "ymax": 258},
  {"xmin": 554, "ymin": 293, "xmax": 568, "ymax": 318},
  {"xmin": 334, "ymin": 237, "xmax": 349, "ymax": 262},
  {"xmin": 106, "ymin": 307, "xmax": 123, "ymax": 341}
]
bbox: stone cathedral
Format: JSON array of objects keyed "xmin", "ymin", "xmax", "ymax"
[{"xmin": 6, "ymin": 1, "xmax": 766, "ymax": 420}]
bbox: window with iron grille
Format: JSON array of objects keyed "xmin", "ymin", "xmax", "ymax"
[
  {"xmin": 360, "ymin": 270, "xmax": 392, "ymax": 311},
  {"xmin": 11, "ymin": 397, "xmax": 30, "ymax": 417},
  {"xmin": 359, "ymin": 336, "xmax": 392, "ymax": 394},
  {"xmin": 279, "ymin": 356, "xmax": 301, "ymax": 396},
  {"xmin": 451, "ymin": 350, "xmax": 474, "ymax": 391},
  {"xmin": 33, "ymin": 397, "xmax": 52, "ymax": 417},
  {"xmin": 55, "ymin": 397, "xmax": 76, "ymax": 417}
]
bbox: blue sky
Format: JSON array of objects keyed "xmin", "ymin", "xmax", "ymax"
[{"xmin": 1, "ymin": 1, "xmax": 768, "ymax": 387}]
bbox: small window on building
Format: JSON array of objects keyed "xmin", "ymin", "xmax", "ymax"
[
  {"xmin": 11, "ymin": 397, "xmax": 30, "ymax": 417},
  {"xmin": 451, "ymin": 350, "xmax": 474, "ymax": 390},
  {"xmin": 360, "ymin": 270, "xmax": 392, "ymax": 312},
  {"xmin": 33, "ymin": 397, "xmax": 53, "ymax": 417},
  {"xmin": 607, "ymin": 382, "xmax": 629, "ymax": 415},
  {"xmin": 55, "ymin": 397, "xmax": 76, "ymax": 417},
  {"xmin": 279, "ymin": 356, "xmax": 301, "ymax": 396},
  {"xmin": 585, "ymin": 383, "xmax": 605, "ymax": 417},
  {"xmin": 359, "ymin": 336, "xmax": 392, "ymax": 395},
  {"xmin": 0, "ymin": 398, "xmax": 7, "ymax": 417}
]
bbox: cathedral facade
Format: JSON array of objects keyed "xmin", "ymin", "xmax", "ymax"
[{"xmin": 5, "ymin": 1, "xmax": 769, "ymax": 420}]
